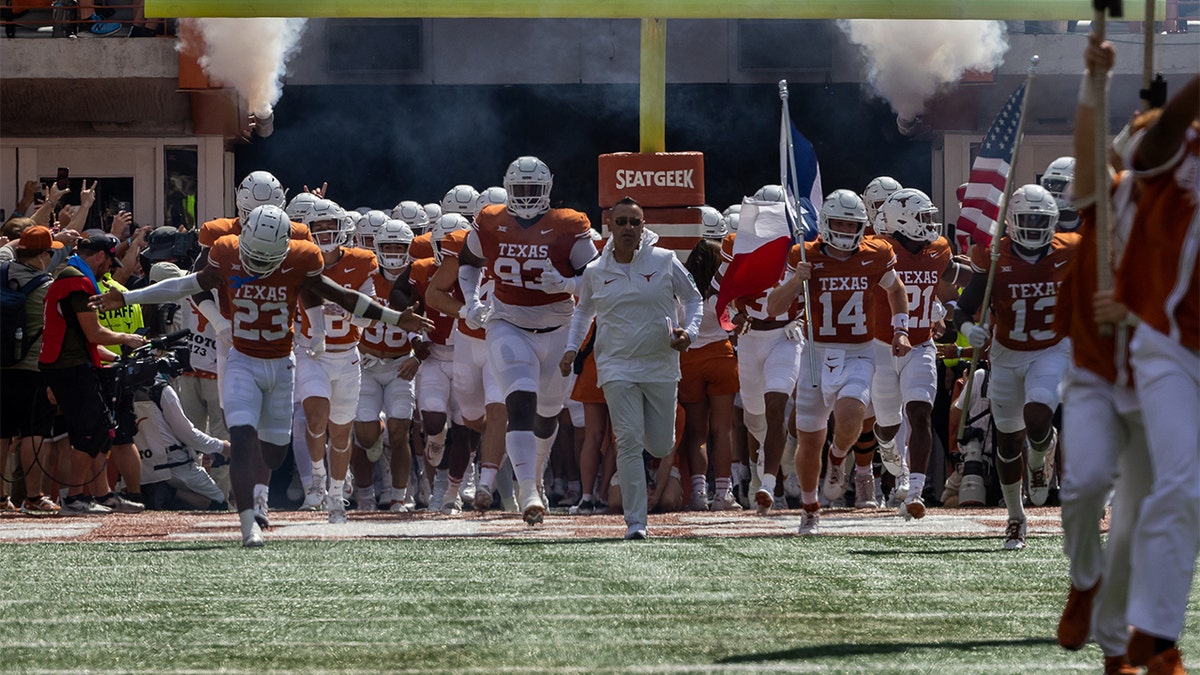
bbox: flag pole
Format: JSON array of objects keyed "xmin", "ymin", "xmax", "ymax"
[
  {"xmin": 1093, "ymin": 0, "xmax": 1120, "ymax": 337},
  {"xmin": 957, "ymin": 55, "xmax": 1039, "ymax": 442},
  {"xmin": 779, "ymin": 80, "xmax": 819, "ymax": 387}
]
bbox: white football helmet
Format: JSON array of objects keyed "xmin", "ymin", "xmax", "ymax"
[
  {"xmin": 818, "ymin": 189, "xmax": 869, "ymax": 251},
  {"xmin": 881, "ymin": 188, "xmax": 940, "ymax": 242},
  {"xmin": 374, "ymin": 219, "xmax": 415, "ymax": 271},
  {"xmin": 862, "ymin": 176, "xmax": 903, "ymax": 232},
  {"xmin": 356, "ymin": 210, "xmax": 390, "ymax": 250},
  {"xmin": 504, "ymin": 157, "xmax": 553, "ymax": 219},
  {"xmin": 431, "ymin": 213, "xmax": 471, "ymax": 265},
  {"xmin": 725, "ymin": 213, "xmax": 740, "ymax": 233},
  {"xmin": 239, "ymin": 205, "xmax": 291, "ymax": 275},
  {"xmin": 476, "ymin": 186, "xmax": 508, "ymax": 215},
  {"xmin": 422, "ymin": 203, "xmax": 442, "ymax": 230},
  {"xmin": 697, "ymin": 205, "xmax": 727, "ymax": 241},
  {"xmin": 1006, "ymin": 184, "xmax": 1059, "ymax": 249},
  {"xmin": 355, "ymin": 206, "xmax": 372, "ymax": 215},
  {"xmin": 1041, "ymin": 156, "xmax": 1078, "ymax": 231},
  {"xmin": 441, "ymin": 185, "xmax": 481, "ymax": 216},
  {"xmin": 236, "ymin": 171, "xmax": 287, "ymax": 223},
  {"xmin": 722, "ymin": 204, "xmax": 741, "ymax": 217},
  {"xmin": 753, "ymin": 184, "xmax": 786, "ymax": 203},
  {"xmin": 285, "ymin": 192, "xmax": 319, "ymax": 222},
  {"xmin": 391, "ymin": 200, "xmax": 430, "ymax": 234},
  {"xmin": 304, "ymin": 199, "xmax": 351, "ymax": 254}
]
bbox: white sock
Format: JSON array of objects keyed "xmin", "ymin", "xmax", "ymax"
[
  {"xmin": 534, "ymin": 434, "xmax": 554, "ymax": 482},
  {"xmin": 253, "ymin": 484, "xmax": 268, "ymax": 502},
  {"xmin": 855, "ymin": 464, "xmax": 873, "ymax": 478},
  {"xmin": 907, "ymin": 473, "xmax": 926, "ymax": 501},
  {"xmin": 759, "ymin": 473, "xmax": 777, "ymax": 495},
  {"xmin": 829, "ymin": 443, "xmax": 849, "ymax": 462},
  {"xmin": 801, "ymin": 489, "xmax": 819, "ymax": 506},
  {"xmin": 714, "ymin": 477, "xmax": 731, "ymax": 495},
  {"xmin": 506, "ymin": 431, "xmax": 537, "ymax": 482},
  {"xmin": 479, "ymin": 463, "xmax": 499, "ymax": 489},
  {"xmin": 691, "ymin": 474, "xmax": 707, "ymax": 494},
  {"xmin": 1001, "ymin": 481, "xmax": 1026, "ymax": 521},
  {"xmin": 329, "ymin": 480, "xmax": 344, "ymax": 507}
]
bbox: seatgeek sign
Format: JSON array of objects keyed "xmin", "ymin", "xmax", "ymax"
[{"xmin": 598, "ymin": 152, "xmax": 705, "ymax": 208}]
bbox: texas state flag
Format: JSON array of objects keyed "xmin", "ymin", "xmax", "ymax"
[{"xmin": 715, "ymin": 199, "xmax": 792, "ymax": 330}]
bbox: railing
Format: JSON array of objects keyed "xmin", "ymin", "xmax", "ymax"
[{"xmin": 1, "ymin": 1, "xmax": 175, "ymax": 37}]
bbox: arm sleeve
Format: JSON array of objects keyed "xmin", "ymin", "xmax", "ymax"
[
  {"xmin": 159, "ymin": 385, "xmax": 226, "ymax": 455},
  {"xmin": 671, "ymin": 257, "xmax": 703, "ymax": 342},
  {"xmin": 565, "ymin": 272, "xmax": 595, "ymax": 353},
  {"xmin": 569, "ymin": 237, "xmax": 599, "ymax": 271},
  {"xmin": 348, "ymin": 277, "xmax": 376, "ymax": 328},
  {"xmin": 458, "ymin": 263, "xmax": 483, "ymax": 307},
  {"xmin": 121, "ymin": 274, "xmax": 203, "ymax": 306},
  {"xmin": 465, "ymin": 229, "xmax": 483, "ymax": 259}
]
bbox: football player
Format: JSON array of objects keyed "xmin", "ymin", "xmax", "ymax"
[
  {"xmin": 862, "ymin": 176, "xmax": 903, "ymax": 234},
  {"xmin": 1113, "ymin": 74, "xmax": 1199, "ymax": 672},
  {"xmin": 456, "ymin": 156, "xmax": 598, "ymax": 525},
  {"xmin": 294, "ymin": 199, "xmax": 379, "ymax": 524},
  {"xmin": 1040, "ymin": 156, "xmax": 1080, "ymax": 232},
  {"xmin": 766, "ymin": 189, "xmax": 911, "ymax": 535},
  {"xmin": 424, "ymin": 213, "xmax": 509, "ymax": 512},
  {"xmin": 1053, "ymin": 35, "xmax": 1150, "ymax": 675},
  {"xmin": 871, "ymin": 189, "xmax": 968, "ymax": 520},
  {"xmin": 352, "ymin": 219, "xmax": 420, "ymax": 513},
  {"xmin": 91, "ymin": 205, "xmax": 431, "ymax": 547},
  {"xmin": 711, "ymin": 189, "xmax": 803, "ymax": 515},
  {"xmin": 955, "ymin": 184, "xmax": 1079, "ymax": 550}
]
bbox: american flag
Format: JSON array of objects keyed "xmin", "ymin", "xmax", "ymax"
[{"xmin": 955, "ymin": 82, "xmax": 1027, "ymax": 248}]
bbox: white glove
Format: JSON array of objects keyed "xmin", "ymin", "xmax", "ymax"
[
  {"xmin": 930, "ymin": 300, "xmax": 947, "ymax": 323},
  {"xmin": 537, "ymin": 266, "xmax": 577, "ymax": 295},
  {"xmin": 306, "ymin": 334, "xmax": 326, "ymax": 358},
  {"xmin": 461, "ymin": 302, "xmax": 491, "ymax": 331},
  {"xmin": 784, "ymin": 318, "xmax": 805, "ymax": 343},
  {"xmin": 964, "ymin": 321, "xmax": 990, "ymax": 349}
]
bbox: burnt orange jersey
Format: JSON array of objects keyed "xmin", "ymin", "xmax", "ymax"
[
  {"xmin": 970, "ymin": 233, "xmax": 1080, "ymax": 352},
  {"xmin": 793, "ymin": 237, "xmax": 896, "ymax": 344},
  {"xmin": 1056, "ymin": 192, "xmax": 1133, "ymax": 383},
  {"xmin": 409, "ymin": 258, "xmax": 454, "ymax": 345},
  {"xmin": 207, "ymin": 234, "xmax": 323, "ymax": 359},
  {"xmin": 1116, "ymin": 126, "xmax": 1200, "ymax": 351},
  {"xmin": 473, "ymin": 204, "xmax": 593, "ymax": 308},
  {"xmin": 198, "ymin": 216, "xmax": 312, "ymax": 248},
  {"xmin": 719, "ymin": 232, "xmax": 799, "ymax": 322},
  {"xmin": 359, "ymin": 270, "xmax": 412, "ymax": 357},
  {"xmin": 410, "ymin": 232, "xmax": 434, "ymax": 262},
  {"xmin": 870, "ymin": 236, "xmax": 951, "ymax": 344},
  {"xmin": 439, "ymin": 229, "xmax": 486, "ymax": 340},
  {"xmin": 296, "ymin": 247, "xmax": 377, "ymax": 347}
]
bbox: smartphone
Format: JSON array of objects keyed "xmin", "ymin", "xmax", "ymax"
[
  {"xmin": 117, "ymin": 201, "xmax": 131, "ymax": 213},
  {"xmin": 56, "ymin": 167, "xmax": 69, "ymax": 191}
]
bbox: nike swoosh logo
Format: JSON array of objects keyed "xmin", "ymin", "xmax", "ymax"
[
  {"xmin": 351, "ymin": 360, "xmax": 359, "ymax": 365},
  {"xmin": 1054, "ymin": 260, "xmax": 1068, "ymax": 268},
  {"xmin": 861, "ymin": 260, "xmax": 872, "ymax": 266},
  {"xmin": 603, "ymin": 278, "xmax": 616, "ymax": 285},
  {"xmin": 279, "ymin": 268, "xmax": 293, "ymax": 275},
  {"xmin": 928, "ymin": 252, "xmax": 940, "ymax": 258},
  {"xmin": 541, "ymin": 229, "xmax": 554, "ymax": 235}
]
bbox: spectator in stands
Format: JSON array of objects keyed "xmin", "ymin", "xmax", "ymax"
[
  {"xmin": 0, "ymin": 225, "xmax": 64, "ymax": 515},
  {"xmin": 38, "ymin": 231, "xmax": 147, "ymax": 514}
]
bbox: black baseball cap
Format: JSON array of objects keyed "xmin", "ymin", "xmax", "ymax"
[{"xmin": 77, "ymin": 229, "xmax": 123, "ymax": 268}]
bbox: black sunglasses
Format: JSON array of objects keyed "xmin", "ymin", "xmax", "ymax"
[{"xmin": 613, "ymin": 216, "xmax": 642, "ymax": 227}]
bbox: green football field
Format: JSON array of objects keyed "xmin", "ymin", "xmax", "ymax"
[{"xmin": 3, "ymin": 534, "xmax": 1196, "ymax": 673}]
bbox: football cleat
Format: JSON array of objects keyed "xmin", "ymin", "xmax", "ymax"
[
  {"xmin": 1004, "ymin": 518, "xmax": 1027, "ymax": 550},
  {"xmin": 854, "ymin": 471, "xmax": 879, "ymax": 509},
  {"xmin": 822, "ymin": 458, "xmax": 849, "ymax": 502},
  {"xmin": 876, "ymin": 436, "xmax": 904, "ymax": 477},
  {"xmin": 797, "ymin": 504, "xmax": 821, "ymax": 536},
  {"xmin": 901, "ymin": 496, "xmax": 926, "ymax": 521},
  {"xmin": 474, "ymin": 485, "xmax": 494, "ymax": 512},
  {"xmin": 754, "ymin": 489, "xmax": 774, "ymax": 516}
]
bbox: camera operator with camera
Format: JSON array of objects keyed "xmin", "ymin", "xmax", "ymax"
[
  {"xmin": 39, "ymin": 231, "xmax": 148, "ymax": 515},
  {"xmin": 125, "ymin": 331, "xmax": 231, "ymax": 511}
]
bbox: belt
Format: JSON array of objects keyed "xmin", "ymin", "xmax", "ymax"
[
  {"xmin": 516, "ymin": 324, "xmax": 562, "ymax": 334},
  {"xmin": 182, "ymin": 369, "xmax": 218, "ymax": 380},
  {"xmin": 748, "ymin": 319, "xmax": 790, "ymax": 331}
]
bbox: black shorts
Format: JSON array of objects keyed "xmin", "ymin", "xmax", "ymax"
[
  {"xmin": 0, "ymin": 368, "xmax": 54, "ymax": 438},
  {"xmin": 41, "ymin": 365, "xmax": 115, "ymax": 458}
]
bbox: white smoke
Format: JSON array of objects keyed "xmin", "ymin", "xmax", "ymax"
[
  {"xmin": 191, "ymin": 18, "xmax": 307, "ymax": 117},
  {"xmin": 839, "ymin": 20, "xmax": 1009, "ymax": 126}
]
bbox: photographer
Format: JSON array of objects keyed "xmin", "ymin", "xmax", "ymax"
[
  {"xmin": 1, "ymin": 226, "xmax": 65, "ymax": 515},
  {"xmin": 128, "ymin": 337, "xmax": 231, "ymax": 511},
  {"xmin": 39, "ymin": 231, "xmax": 147, "ymax": 515}
]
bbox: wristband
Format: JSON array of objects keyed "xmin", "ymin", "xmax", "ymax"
[
  {"xmin": 891, "ymin": 313, "xmax": 910, "ymax": 330},
  {"xmin": 378, "ymin": 307, "xmax": 401, "ymax": 326}
]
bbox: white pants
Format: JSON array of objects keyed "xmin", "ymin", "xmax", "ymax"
[
  {"xmin": 452, "ymin": 331, "xmax": 503, "ymax": 422},
  {"xmin": 415, "ymin": 344, "xmax": 456, "ymax": 417},
  {"xmin": 871, "ymin": 339, "xmax": 937, "ymax": 428},
  {"xmin": 988, "ymin": 340, "xmax": 1071, "ymax": 433},
  {"xmin": 356, "ymin": 354, "xmax": 417, "ymax": 422},
  {"xmin": 736, "ymin": 327, "xmax": 802, "ymax": 417},
  {"xmin": 222, "ymin": 349, "xmax": 295, "ymax": 446},
  {"xmin": 794, "ymin": 342, "xmax": 874, "ymax": 433},
  {"xmin": 1059, "ymin": 366, "xmax": 1151, "ymax": 656},
  {"xmin": 1127, "ymin": 324, "xmax": 1200, "ymax": 641},
  {"xmin": 295, "ymin": 346, "xmax": 362, "ymax": 425},
  {"xmin": 486, "ymin": 320, "xmax": 569, "ymax": 417},
  {"xmin": 176, "ymin": 373, "xmax": 227, "ymax": 440},
  {"xmin": 602, "ymin": 379, "xmax": 678, "ymax": 528}
]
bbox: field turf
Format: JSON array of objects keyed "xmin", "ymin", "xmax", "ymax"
[{"xmin": 3, "ymin": 533, "xmax": 1197, "ymax": 673}]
